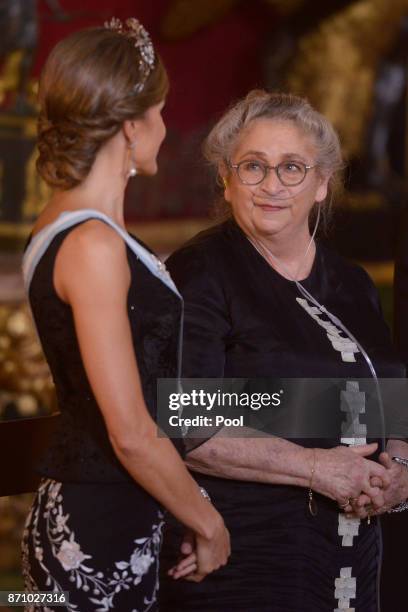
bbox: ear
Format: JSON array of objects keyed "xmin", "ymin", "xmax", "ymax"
[
  {"xmin": 122, "ymin": 120, "xmax": 138, "ymax": 146},
  {"xmin": 219, "ymin": 162, "xmax": 232, "ymax": 203},
  {"xmin": 315, "ymin": 174, "xmax": 330, "ymax": 203}
]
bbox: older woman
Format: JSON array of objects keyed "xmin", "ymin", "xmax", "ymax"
[{"xmin": 160, "ymin": 91, "xmax": 408, "ymax": 611}]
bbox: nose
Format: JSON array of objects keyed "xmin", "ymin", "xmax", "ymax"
[{"xmin": 259, "ymin": 167, "xmax": 285, "ymax": 194}]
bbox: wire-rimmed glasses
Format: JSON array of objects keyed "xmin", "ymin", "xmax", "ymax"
[{"xmin": 229, "ymin": 159, "xmax": 317, "ymax": 187}]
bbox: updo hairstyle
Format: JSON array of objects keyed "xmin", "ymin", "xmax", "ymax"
[{"xmin": 37, "ymin": 26, "xmax": 168, "ymax": 189}]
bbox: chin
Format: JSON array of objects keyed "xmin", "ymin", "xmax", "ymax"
[
  {"xmin": 252, "ymin": 211, "xmax": 285, "ymax": 235},
  {"xmin": 255, "ymin": 221, "xmax": 284, "ymax": 237}
]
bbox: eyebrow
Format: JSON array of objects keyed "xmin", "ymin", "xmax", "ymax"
[{"xmin": 238, "ymin": 150, "xmax": 309, "ymax": 163}]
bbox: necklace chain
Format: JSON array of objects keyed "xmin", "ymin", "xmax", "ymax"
[{"xmin": 246, "ymin": 204, "xmax": 321, "ymax": 282}]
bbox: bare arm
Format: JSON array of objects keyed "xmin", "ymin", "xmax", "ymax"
[
  {"xmin": 186, "ymin": 431, "xmax": 389, "ymax": 504},
  {"xmin": 54, "ymin": 221, "xmax": 228, "ymax": 560},
  {"xmin": 386, "ymin": 438, "xmax": 408, "ymax": 459},
  {"xmin": 186, "ymin": 431, "xmax": 313, "ymax": 487}
]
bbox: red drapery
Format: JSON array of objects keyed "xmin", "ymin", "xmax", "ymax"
[{"xmin": 35, "ymin": 0, "xmax": 276, "ymax": 220}]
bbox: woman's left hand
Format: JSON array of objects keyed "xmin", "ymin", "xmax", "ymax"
[
  {"xmin": 344, "ymin": 452, "xmax": 408, "ymax": 518},
  {"xmin": 167, "ymin": 529, "xmax": 198, "ymax": 579}
]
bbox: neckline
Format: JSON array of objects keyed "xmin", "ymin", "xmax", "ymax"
[
  {"xmin": 23, "ymin": 208, "xmax": 182, "ymax": 298},
  {"xmin": 228, "ymin": 217, "xmax": 320, "ymax": 285},
  {"xmin": 30, "ymin": 210, "xmax": 127, "ymax": 244}
]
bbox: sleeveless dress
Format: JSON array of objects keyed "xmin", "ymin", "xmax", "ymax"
[
  {"xmin": 159, "ymin": 218, "xmax": 406, "ymax": 612},
  {"xmin": 20, "ymin": 211, "xmax": 183, "ymax": 612}
]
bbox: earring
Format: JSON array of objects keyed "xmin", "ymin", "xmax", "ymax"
[
  {"xmin": 222, "ymin": 177, "xmax": 228, "ymax": 189},
  {"xmin": 127, "ymin": 141, "xmax": 137, "ymax": 178}
]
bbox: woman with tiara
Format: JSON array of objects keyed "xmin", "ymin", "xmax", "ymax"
[{"xmin": 21, "ymin": 18, "xmax": 229, "ymax": 612}]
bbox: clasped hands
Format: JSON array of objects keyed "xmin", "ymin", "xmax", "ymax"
[
  {"xmin": 332, "ymin": 444, "xmax": 408, "ymax": 520},
  {"xmin": 166, "ymin": 442, "xmax": 408, "ymax": 581}
]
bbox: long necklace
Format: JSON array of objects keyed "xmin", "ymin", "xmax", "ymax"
[{"xmin": 246, "ymin": 204, "xmax": 321, "ymax": 282}]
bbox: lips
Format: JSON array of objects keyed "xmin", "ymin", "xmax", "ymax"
[{"xmin": 253, "ymin": 202, "xmax": 287, "ymax": 211}]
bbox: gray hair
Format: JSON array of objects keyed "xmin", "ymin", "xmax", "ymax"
[{"xmin": 203, "ymin": 90, "xmax": 344, "ymax": 228}]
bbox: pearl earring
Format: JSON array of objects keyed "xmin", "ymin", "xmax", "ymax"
[{"xmin": 127, "ymin": 141, "xmax": 137, "ymax": 178}]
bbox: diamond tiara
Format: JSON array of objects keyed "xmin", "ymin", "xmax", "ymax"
[{"xmin": 104, "ymin": 17, "xmax": 155, "ymax": 93}]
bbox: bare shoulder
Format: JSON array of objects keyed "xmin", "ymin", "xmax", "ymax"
[
  {"xmin": 55, "ymin": 220, "xmax": 130, "ymax": 299},
  {"xmin": 57, "ymin": 219, "xmax": 129, "ymax": 272},
  {"xmin": 63, "ymin": 219, "xmax": 125, "ymax": 257}
]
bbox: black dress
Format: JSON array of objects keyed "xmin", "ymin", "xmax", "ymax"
[
  {"xmin": 379, "ymin": 204, "xmax": 408, "ymax": 612},
  {"xmin": 21, "ymin": 216, "xmax": 183, "ymax": 612},
  {"xmin": 159, "ymin": 218, "xmax": 405, "ymax": 612}
]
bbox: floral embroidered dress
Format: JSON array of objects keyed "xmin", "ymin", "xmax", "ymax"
[{"xmin": 21, "ymin": 212, "xmax": 183, "ymax": 612}]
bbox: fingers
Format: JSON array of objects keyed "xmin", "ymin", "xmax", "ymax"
[
  {"xmin": 361, "ymin": 484, "xmax": 385, "ymax": 509},
  {"xmin": 168, "ymin": 552, "xmax": 198, "ymax": 580},
  {"xmin": 379, "ymin": 452, "xmax": 393, "ymax": 470},
  {"xmin": 336, "ymin": 448, "xmax": 397, "ymax": 518},
  {"xmin": 370, "ymin": 476, "xmax": 383, "ymax": 488},
  {"xmin": 349, "ymin": 443, "xmax": 378, "ymax": 456},
  {"xmin": 367, "ymin": 462, "xmax": 391, "ymax": 489},
  {"xmin": 341, "ymin": 491, "xmax": 381, "ymax": 518},
  {"xmin": 180, "ymin": 531, "xmax": 195, "ymax": 556},
  {"xmin": 339, "ymin": 494, "xmax": 365, "ymax": 513},
  {"xmin": 369, "ymin": 492, "xmax": 385, "ymax": 509},
  {"xmin": 185, "ymin": 559, "xmax": 227, "ymax": 582},
  {"xmin": 353, "ymin": 494, "xmax": 371, "ymax": 508},
  {"xmin": 193, "ymin": 523, "xmax": 230, "ymax": 582},
  {"xmin": 172, "ymin": 561, "xmax": 198, "ymax": 579},
  {"xmin": 167, "ymin": 530, "xmax": 197, "ymax": 580},
  {"xmin": 346, "ymin": 499, "xmax": 373, "ymax": 519},
  {"xmin": 348, "ymin": 507, "xmax": 370, "ymax": 519}
]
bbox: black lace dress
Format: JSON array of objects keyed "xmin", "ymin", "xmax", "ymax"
[
  {"xmin": 21, "ymin": 218, "xmax": 183, "ymax": 612},
  {"xmin": 159, "ymin": 218, "xmax": 405, "ymax": 612}
]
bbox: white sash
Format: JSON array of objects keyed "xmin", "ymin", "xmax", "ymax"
[
  {"xmin": 22, "ymin": 209, "xmax": 184, "ymax": 383},
  {"xmin": 22, "ymin": 209, "xmax": 181, "ymax": 297}
]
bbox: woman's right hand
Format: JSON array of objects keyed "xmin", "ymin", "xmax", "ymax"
[
  {"xmin": 312, "ymin": 442, "xmax": 390, "ymax": 508},
  {"xmin": 169, "ymin": 510, "xmax": 230, "ymax": 582},
  {"xmin": 191, "ymin": 513, "xmax": 230, "ymax": 582}
]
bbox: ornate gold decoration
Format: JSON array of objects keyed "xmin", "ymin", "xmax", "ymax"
[
  {"xmin": 0, "ymin": 51, "xmax": 23, "ymax": 106},
  {"xmin": 0, "ymin": 51, "xmax": 39, "ymax": 111},
  {"xmin": 22, "ymin": 148, "xmax": 52, "ymax": 220},
  {"xmin": 161, "ymin": 0, "xmax": 407, "ymax": 166},
  {"xmin": 285, "ymin": 0, "xmax": 408, "ymax": 159},
  {"xmin": 0, "ymin": 303, "xmax": 56, "ymax": 422},
  {"xmin": 0, "ymin": 112, "xmax": 50, "ymax": 238}
]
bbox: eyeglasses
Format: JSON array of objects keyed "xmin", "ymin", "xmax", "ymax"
[{"xmin": 229, "ymin": 159, "xmax": 317, "ymax": 187}]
